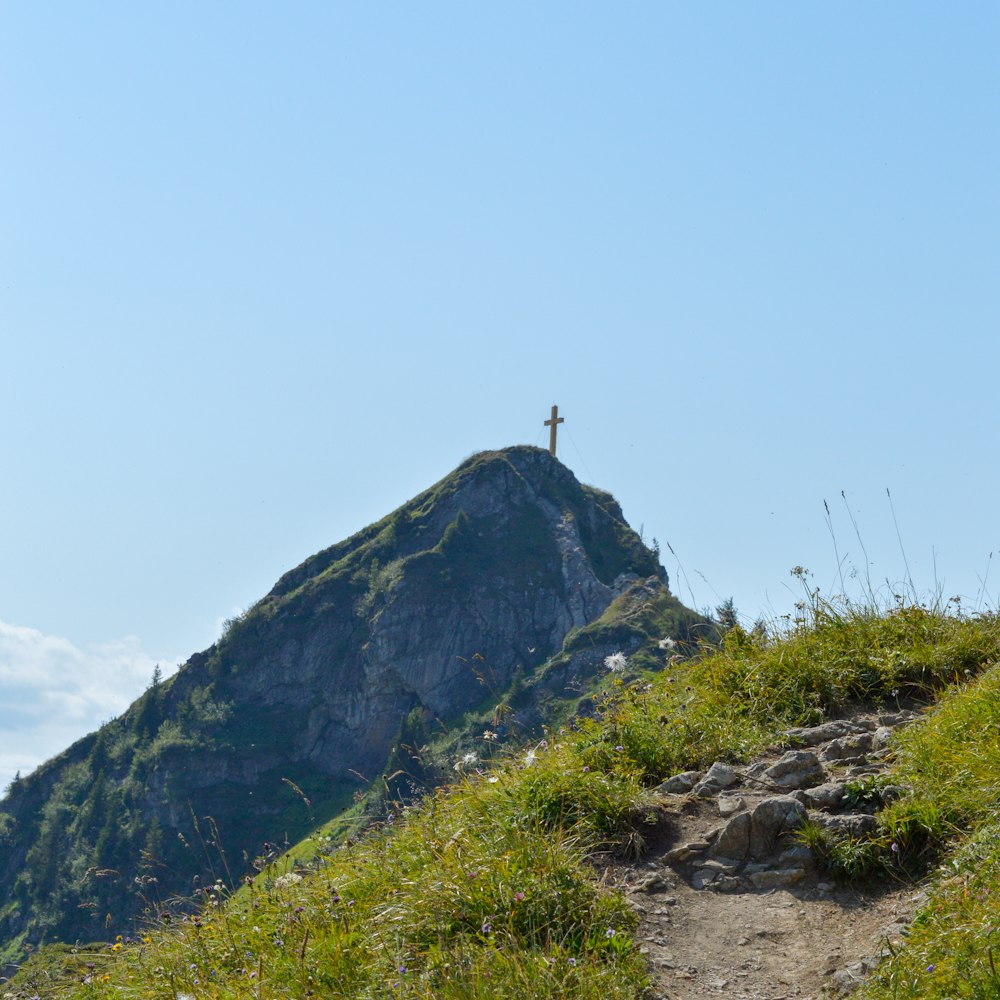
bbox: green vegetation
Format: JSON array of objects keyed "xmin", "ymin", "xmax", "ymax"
[
  {"xmin": 10, "ymin": 597, "xmax": 1000, "ymax": 998},
  {"xmin": 854, "ymin": 664, "xmax": 1000, "ymax": 998},
  {"xmin": 0, "ymin": 446, "xmax": 679, "ymax": 964}
]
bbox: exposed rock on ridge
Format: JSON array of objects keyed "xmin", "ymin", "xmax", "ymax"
[{"xmin": 0, "ymin": 446, "xmax": 688, "ymax": 956}]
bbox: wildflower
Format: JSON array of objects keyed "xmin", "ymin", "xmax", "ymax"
[
  {"xmin": 112, "ymin": 942, "xmax": 123, "ymax": 952},
  {"xmin": 890, "ymin": 842, "xmax": 899, "ymax": 853},
  {"xmin": 605, "ymin": 927, "xmax": 616, "ymax": 938},
  {"xmin": 274, "ymin": 872, "xmax": 304, "ymax": 890},
  {"xmin": 481, "ymin": 918, "xmax": 493, "ymax": 934},
  {"xmin": 658, "ymin": 637, "xmax": 677, "ymax": 650},
  {"xmin": 482, "ymin": 730, "xmax": 497, "ymax": 741},
  {"xmin": 453, "ymin": 751, "xmax": 479, "ymax": 771},
  {"xmin": 604, "ymin": 652, "xmax": 627, "ymax": 674},
  {"xmin": 524, "ymin": 749, "xmax": 537, "ymax": 767},
  {"xmin": 513, "ymin": 891, "xmax": 526, "ymax": 902},
  {"xmin": 615, "ymin": 745, "xmax": 624, "ymax": 752},
  {"xmin": 927, "ymin": 964, "xmax": 935, "ymax": 972},
  {"xmin": 568, "ymin": 957, "xmax": 578, "ymax": 967}
]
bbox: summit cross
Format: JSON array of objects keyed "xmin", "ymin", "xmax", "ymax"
[{"xmin": 544, "ymin": 404, "xmax": 564, "ymax": 457}]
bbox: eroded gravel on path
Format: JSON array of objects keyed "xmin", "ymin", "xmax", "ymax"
[{"xmin": 606, "ymin": 710, "xmax": 926, "ymax": 999}]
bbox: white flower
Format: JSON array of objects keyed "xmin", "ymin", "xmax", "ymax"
[
  {"xmin": 454, "ymin": 751, "xmax": 479, "ymax": 771},
  {"xmin": 658, "ymin": 637, "xmax": 677, "ymax": 650},
  {"xmin": 604, "ymin": 651, "xmax": 627, "ymax": 674},
  {"xmin": 487, "ymin": 775, "xmax": 499, "ymax": 783},
  {"xmin": 524, "ymin": 749, "xmax": 537, "ymax": 767},
  {"xmin": 482, "ymin": 730, "xmax": 497, "ymax": 741},
  {"xmin": 274, "ymin": 872, "xmax": 304, "ymax": 890}
]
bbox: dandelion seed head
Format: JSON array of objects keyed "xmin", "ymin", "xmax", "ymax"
[{"xmin": 604, "ymin": 652, "xmax": 627, "ymax": 674}]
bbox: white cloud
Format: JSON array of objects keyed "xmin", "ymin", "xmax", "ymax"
[{"xmin": 0, "ymin": 620, "xmax": 178, "ymax": 793}]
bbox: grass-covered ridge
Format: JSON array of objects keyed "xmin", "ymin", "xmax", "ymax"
[
  {"xmin": 0, "ymin": 446, "xmax": 678, "ymax": 959},
  {"xmin": 9, "ymin": 599, "xmax": 1000, "ymax": 998}
]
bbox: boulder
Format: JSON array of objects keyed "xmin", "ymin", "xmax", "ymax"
[
  {"xmin": 763, "ymin": 750, "xmax": 826, "ymax": 789},
  {"xmin": 657, "ymin": 770, "xmax": 703, "ymax": 794},
  {"xmin": 692, "ymin": 761, "xmax": 739, "ymax": 797},
  {"xmin": 711, "ymin": 811, "xmax": 752, "ymax": 860},
  {"xmin": 810, "ymin": 812, "xmax": 878, "ymax": 837},
  {"xmin": 804, "ymin": 781, "xmax": 848, "ymax": 809},
  {"xmin": 821, "ymin": 733, "xmax": 875, "ymax": 762},
  {"xmin": 718, "ymin": 794, "xmax": 746, "ymax": 817},
  {"xmin": 748, "ymin": 795, "xmax": 808, "ymax": 856}
]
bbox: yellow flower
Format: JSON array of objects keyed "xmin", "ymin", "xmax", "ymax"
[{"xmin": 112, "ymin": 942, "xmax": 123, "ymax": 952}]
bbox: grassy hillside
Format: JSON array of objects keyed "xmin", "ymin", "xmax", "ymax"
[
  {"xmin": 0, "ymin": 447, "xmax": 684, "ymax": 960},
  {"xmin": 9, "ymin": 596, "xmax": 1000, "ymax": 998}
]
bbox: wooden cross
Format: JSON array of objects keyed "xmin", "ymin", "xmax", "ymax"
[{"xmin": 544, "ymin": 404, "xmax": 564, "ymax": 457}]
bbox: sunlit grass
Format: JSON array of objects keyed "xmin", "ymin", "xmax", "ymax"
[{"xmin": 9, "ymin": 598, "xmax": 1000, "ymax": 999}]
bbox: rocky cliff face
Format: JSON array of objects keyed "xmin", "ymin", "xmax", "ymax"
[{"xmin": 0, "ymin": 446, "xmax": 685, "ymax": 957}]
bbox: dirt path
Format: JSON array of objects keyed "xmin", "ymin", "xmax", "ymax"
[{"xmin": 606, "ymin": 712, "xmax": 925, "ymax": 998}]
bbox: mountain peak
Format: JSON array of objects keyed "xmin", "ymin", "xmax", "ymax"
[{"xmin": 0, "ymin": 449, "xmax": 682, "ymax": 956}]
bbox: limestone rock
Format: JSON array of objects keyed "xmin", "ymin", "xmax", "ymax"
[
  {"xmin": 748, "ymin": 795, "xmax": 808, "ymax": 856},
  {"xmin": 657, "ymin": 770, "xmax": 703, "ymax": 794},
  {"xmin": 785, "ymin": 720, "xmax": 869, "ymax": 746},
  {"xmin": 665, "ymin": 841, "xmax": 711, "ymax": 863},
  {"xmin": 747, "ymin": 867, "xmax": 806, "ymax": 889},
  {"xmin": 691, "ymin": 868, "xmax": 720, "ymax": 890},
  {"xmin": 873, "ymin": 726, "xmax": 894, "ymax": 747},
  {"xmin": 762, "ymin": 750, "xmax": 826, "ymax": 789},
  {"xmin": 711, "ymin": 811, "xmax": 752, "ymax": 860},
  {"xmin": 810, "ymin": 812, "xmax": 878, "ymax": 837},
  {"xmin": 804, "ymin": 781, "xmax": 848, "ymax": 809},
  {"xmin": 821, "ymin": 733, "xmax": 875, "ymax": 762},
  {"xmin": 718, "ymin": 794, "xmax": 745, "ymax": 817},
  {"xmin": 692, "ymin": 761, "xmax": 739, "ymax": 797}
]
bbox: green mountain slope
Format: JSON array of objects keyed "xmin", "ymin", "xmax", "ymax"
[
  {"xmin": 0, "ymin": 446, "xmax": 697, "ymax": 963},
  {"xmin": 10, "ymin": 601, "xmax": 1000, "ymax": 999}
]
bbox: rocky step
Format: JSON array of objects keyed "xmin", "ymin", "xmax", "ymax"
[{"xmin": 650, "ymin": 709, "xmax": 920, "ymax": 895}]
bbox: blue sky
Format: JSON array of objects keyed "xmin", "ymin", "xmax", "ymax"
[{"xmin": 2, "ymin": 3, "xmax": 998, "ymax": 789}]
